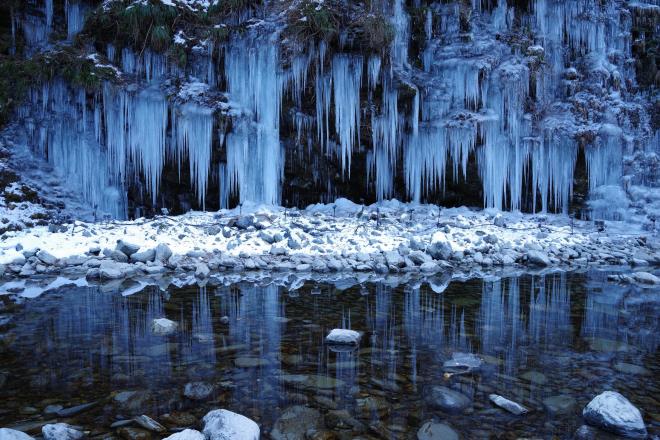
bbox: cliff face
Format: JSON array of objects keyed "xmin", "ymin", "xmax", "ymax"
[{"xmin": 1, "ymin": 0, "xmax": 659, "ymax": 220}]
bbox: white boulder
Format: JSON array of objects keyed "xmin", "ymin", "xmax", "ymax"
[
  {"xmin": 163, "ymin": 430, "xmax": 205, "ymax": 440},
  {"xmin": 202, "ymin": 409, "xmax": 260, "ymax": 440},
  {"xmin": 0, "ymin": 428, "xmax": 34, "ymax": 440},
  {"xmin": 151, "ymin": 318, "xmax": 178, "ymax": 336},
  {"xmin": 583, "ymin": 391, "xmax": 646, "ymax": 438},
  {"xmin": 42, "ymin": 423, "xmax": 84, "ymax": 440},
  {"xmin": 325, "ymin": 329, "xmax": 362, "ymax": 345}
]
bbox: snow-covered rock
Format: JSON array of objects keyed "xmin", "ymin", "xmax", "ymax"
[
  {"xmin": 130, "ymin": 248, "xmax": 156, "ymax": 263},
  {"xmin": 99, "ymin": 262, "xmax": 125, "ymax": 279},
  {"xmin": 42, "ymin": 423, "xmax": 84, "ymax": 440},
  {"xmin": 0, "ymin": 428, "xmax": 34, "ymax": 440},
  {"xmin": 154, "ymin": 243, "xmax": 173, "ymax": 262},
  {"xmin": 116, "ymin": 240, "xmax": 140, "ymax": 257},
  {"xmin": 195, "ymin": 262, "xmax": 210, "ymax": 278},
  {"xmin": 527, "ymin": 250, "xmax": 550, "ymax": 266},
  {"xmin": 36, "ymin": 250, "xmax": 57, "ymax": 265},
  {"xmin": 582, "ymin": 391, "xmax": 647, "ymax": 438},
  {"xmin": 632, "ymin": 271, "xmax": 660, "ymax": 285},
  {"xmin": 202, "ymin": 409, "xmax": 260, "ymax": 440},
  {"xmin": 151, "ymin": 318, "xmax": 178, "ymax": 336},
  {"xmin": 325, "ymin": 329, "xmax": 362, "ymax": 345},
  {"xmin": 427, "ymin": 232, "xmax": 453, "ymax": 260},
  {"xmin": 489, "ymin": 394, "xmax": 529, "ymax": 415},
  {"xmin": 164, "ymin": 430, "xmax": 205, "ymax": 440}
]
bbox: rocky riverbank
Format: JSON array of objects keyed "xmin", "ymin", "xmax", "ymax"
[{"xmin": 1, "ymin": 199, "xmax": 659, "ymax": 287}]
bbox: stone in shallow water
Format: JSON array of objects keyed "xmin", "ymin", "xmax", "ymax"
[
  {"xmin": 234, "ymin": 357, "xmax": 270, "ymax": 368},
  {"xmin": 270, "ymin": 406, "xmax": 322, "ymax": 440},
  {"xmin": 416, "ymin": 421, "xmax": 459, "ymax": 440},
  {"xmin": 117, "ymin": 427, "xmax": 151, "ymax": 439},
  {"xmin": 520, "ymin": 371, "xmax": 547, "ymax": 385},
  {"xmin": 163, "ymin": 429, "xmax": 205, "ymax": 440},
  {"xmin": 613, "ymin": 362, "xmax": 650, "ymax": 376},
  {"xmin": 426, "ymin": 386, "xmax": 471, "ymax": 413},
  {"xmin": 42, "ymin": 423, "xmax": 84, "ymax": 440},
  {"xmin": 0, "ymin": 428, "xmax": 34, "ymax": 440},
  {"xmin": 443, "ymin": 352, "xmax": 483, "ymax": 373},
  {"xmin": 202, "ymin": 409, "xmax": 260, "ymax": 440},
  {"xmin": 489, "ymin": 394, "xmax": 529, "ymax": 415},
  {"xmin": 184, "ymin": 382, "xmax": 214, "ymax": 400},
  {"xmin": 325, "ymin": 329, "xmax": 361, "ymax": 345},
  {"xmin": 151, "ymin": 318, "xmax": 178, "ymax": 336},
  {"xmin": 133, "ymin": 415, "xmax": 165, "ymax": 433},
  {"xmin": 582, "ymin": 391, "xmax": 647, "ymax": 438},
  {"xmin": 543, "ymin": 394, "xmax": 577, "ymax": 415}
]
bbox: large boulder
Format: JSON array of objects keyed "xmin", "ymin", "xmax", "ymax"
[
  {"xmin": 527, "ymin": 250, "xmax": 550, "ymax": 266},
  {"xmin": 163, "ymin": 430, "xmax": 205, "ymax": 440},
  {"xmin": 42, "ymin": 423, "xmax": 84, "ymax": 440},
  {"xmin": 116, "ymin": 240, "xmax": 140, "ymax": 257},
  {"xmin": 325, "ymin": 329, "xmax": 361, "ymax": 345},
  {"xmin": 151, "ymin": 318, "xmax": 178, "ymax": 336},
  {"xmin": 36, "ymin": 250, "xmax": 58, "ymax": 265},
  {"xmin": 154, "ymin": 243, "xmax": 173, "ymax": 262},
  {"xmin": 0, "ymin": 428, "xmax": 34, "ymax": 439},
  {"xmin": 417, "ymin": 422, "xmax": 459, "ymax": 440},
  {"xmin": 582, "ymin": 391, "xmax": 647, "ymax": 438},
  {"xmin": 202, "ymin": 409, "xmax": 259, "ymax": 440},
  {"xmin": 131, "ymin": 249, "xmax": 156, "ymax": 263},
  {"xmin": 427, "ymin": 232, "xmax": 453, "ymax": 260}
]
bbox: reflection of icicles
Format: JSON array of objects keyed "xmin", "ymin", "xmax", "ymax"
[
  {"xmin": 186, "ymin": 287, "xmax": 216, "ymax": 367},
  {"xmin": 332, "ymin": 55, "xmax": 363, "ymax": 176},
  {"xmin": 528, "ymin": 274, "xmax": 572, "ymax": 347}
]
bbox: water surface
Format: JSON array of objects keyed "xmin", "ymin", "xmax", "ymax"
[{"xmin": 0, "ymin": 271, "xmax": 658, "ymax": 438}]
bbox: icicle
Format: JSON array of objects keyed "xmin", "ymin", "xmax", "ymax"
[
  {"xmin": 315, "ymin": 55, "xmax": 332, "ymax": 151},
  {"xmin": 368, "ymin": 56, "xmax": 381, "ymax": 92},
  {"xmin": 174, "ymin": 103, "xmax": 213, "ymax": 208},
  {"xmin": 371, "ymin": 77, "xmax": 398, "ymax": 200},
  {"xmin": 225, "ymin": 35, "xmax": 283, "ymax": 205},
  {"xmin": 332, "ymin": 54, "xmax": 363, "ymax": 176},
  {"xmin": 391, "ymin": 0, "xmax": 410, "ymax": 69},
  {"xmin": 66, "ymin": 0, "xmax": 84, "ymax": 41},
  {"xmin": 45, "ymin": 0, "xmax": 54, "ymax": 32},
  {"xmin": 127, "ymin": 88, "xmax": 168, "ymax": 204}
]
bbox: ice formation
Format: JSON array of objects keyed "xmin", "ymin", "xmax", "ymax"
[{"xmin": 9, "ymin": 0, "xmax": 657, "ymax": 220}]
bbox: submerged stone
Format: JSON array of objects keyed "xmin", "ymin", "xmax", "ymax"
[{"xmin": 416, "ymin": 421, "xmax": 459, "ymax": 440}]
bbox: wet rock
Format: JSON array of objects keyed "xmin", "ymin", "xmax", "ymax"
[
  {"xmin": 420, "ymin": 262, "xmax": 439, "ymax": 273},
  {"xmin": 0, "ymin": 428, "xmax": 34, "ymax": 439},
  {"xmin": 443, "ymin": 352, "xmax": 483, "ymax": 373},
  {"xmin": 325, "ymin": 329, "xmax": 361, "ymax": 345},
  {"xmin": 117, "ymin": 240, "xmax": 140, "ymax": 257},
  {"xmin": 110, "ymin": 250, "xmax": 130, "ymax": 263},
  {"xmin": 426, "ymin": 386, "xmax": 471, "ymax": 413},
  {"xmin": 56, "ymin": 401, "xmax": 97, "ymax": 417},
  {"xmin": 520, "ymin": 370, "xmax": 547, "ymax": 385},
  {"xmin": 184, "ymin": 382, "xmax": 214, "ymax": 400},
  {"xmin": 133, "ymin": 415, "xmax": 165, "ymax": 433},
  {"xmin": 161, "ymin": 412, "xmax": 197, "ymax": 427},
  {"xmin": 573, "ymin": 424, "xmax": 600, "ymax": 440},
  {"xmin": 527, "ymin": 250, "xmax": 550, "ymax": 266},
  {"xmin": 384, "ymin": 251, "xmax": 404, "ymax": 268},
  {"xmin": 117, "ymin": 427, "xmax": 151, "ymax": 440},
  {"xmin": 543, "ymin": 394, "xmax": 577, "ymax": 416},
  {"xmin": 613, "ymin": 362, "xmax": 650, "ymax": 376},
  {"xmin": 154, "ymin": 244, "xmax": 172, "ymax": 262},
  {"xmin": 131, "ymin": 249, "xmax": 156, "ymax": 263},
  {"xmin": 324, "ymin": 410, "xmax": 365, "ymax": 431},
  {"xmin": 271, "ymin": 406, "xmax": 322, "ymax": 440},
  {"xmin": 416, "ymin": 421, "xmax": 459, "ymax": 440},
  {"xmin": 583, "ymin": 391, "xmax": 646, "ymax": 438},
  {"xmin": 151, "ymin": 318, "xmax": 178, "ymax": 336},
  {"xmin": 42, "ymin": 423, "xmax": 84, "ymax": 440},
  {"xmin": 489, "ymin": 394, "xmax": 528, "ymax": 415},
  {"xmin": 43, "ymin": 404, "xmax": 63, "ymax": 416},
  {"xmin": 202, "ymin": 409, "xmax": 260, "ymax": 440},
  {"xmin": 163, "ymin": 430, "xmax": 205, "ymax": 440},
  {"xmin": 36, "ymin": 250, "xmax": 57, "ymax": 265},
  {"xmin": 113, "ymin": 391, "xmax": 152, "ymax": 414},
  {"xmin": 356, "ymin": 396, "xmax": 389, "ymax": 418}
]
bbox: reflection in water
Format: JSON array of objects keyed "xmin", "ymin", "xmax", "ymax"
[{"xmin": 1, "ymin": 271, "xmax": 658, "ymax": 438}]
